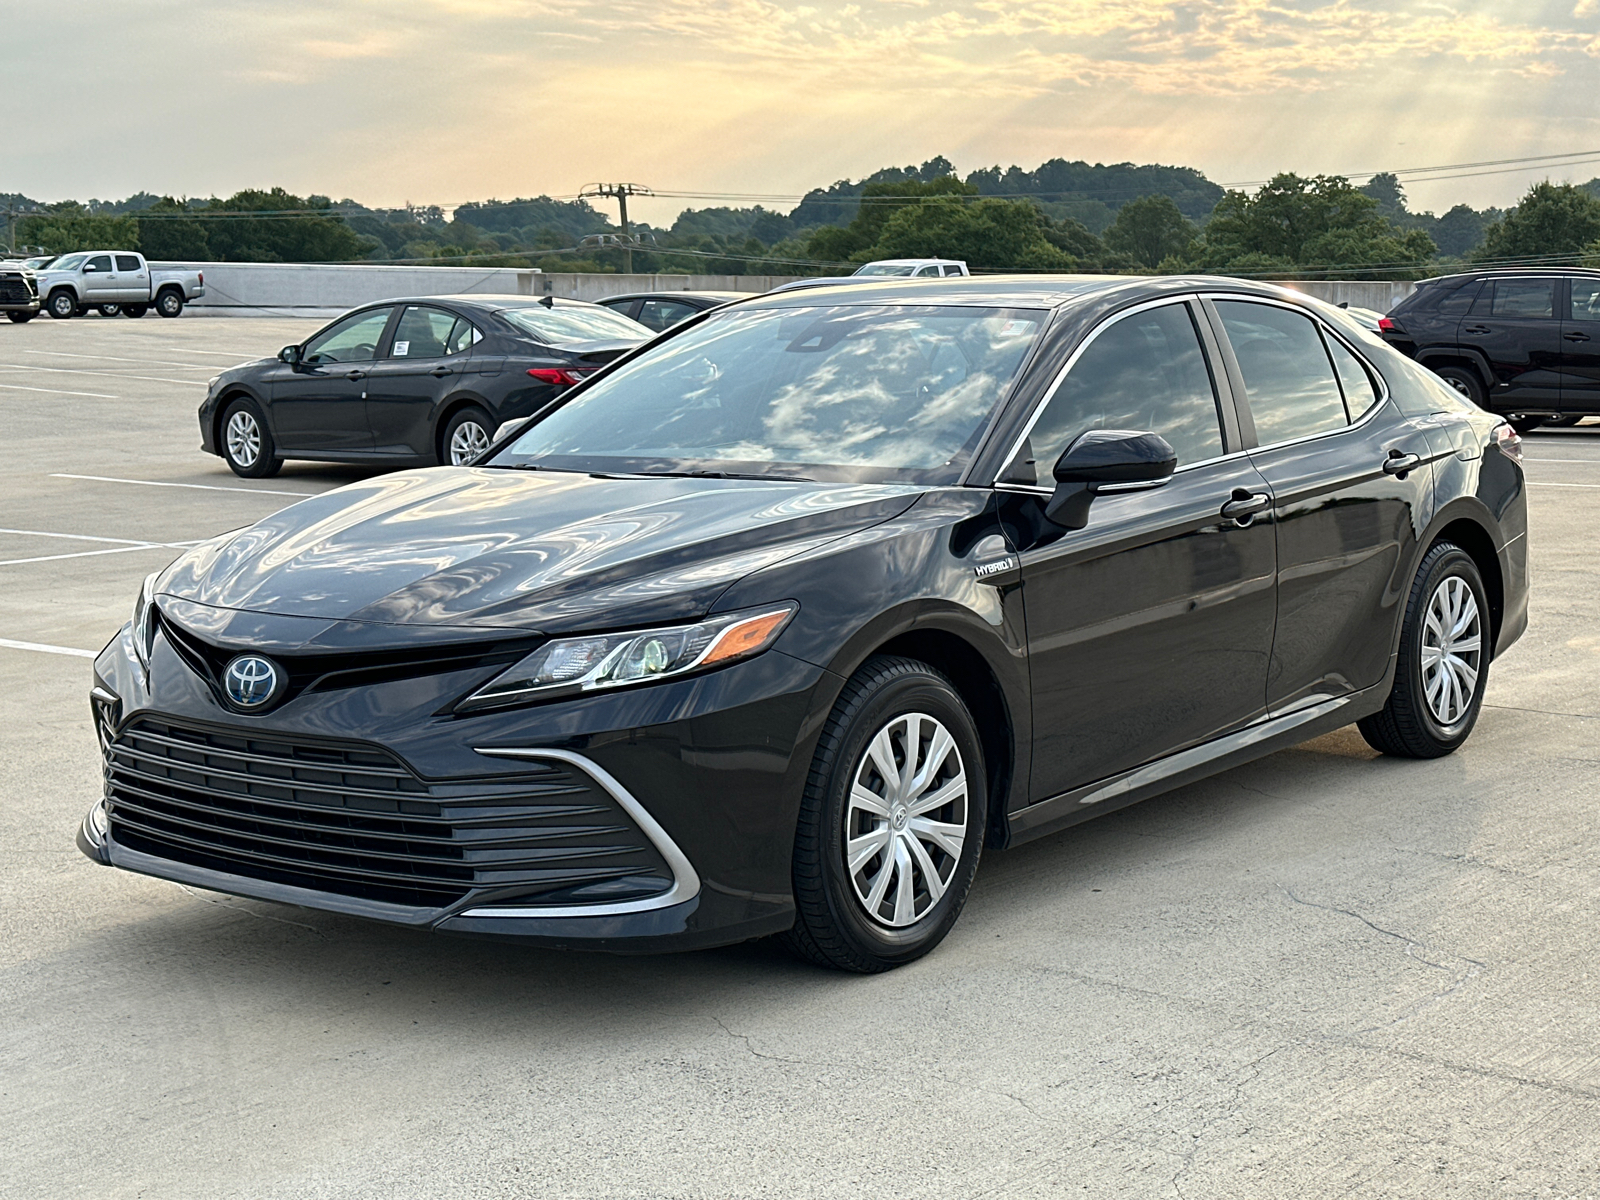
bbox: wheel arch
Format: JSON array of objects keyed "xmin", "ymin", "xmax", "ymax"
[
  {"xmin": 433, "ymin": 393, "xmax": 494, "ymax": 462},
  {"xmin": 1417, "ymin": 348, "xmax": 1493, "ymax": 393},
  {"xmin": 1427, "ymin": 512, "xmax": 1505, "ymax": 657},
  {"xmin": 211, "ymin": 387, "xmax": 268, "ymax": 455}
]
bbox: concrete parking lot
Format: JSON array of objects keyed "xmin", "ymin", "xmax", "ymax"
[{"xmin": 2, "ymin": 313, "xmax": 1598, "ymax": 1200}]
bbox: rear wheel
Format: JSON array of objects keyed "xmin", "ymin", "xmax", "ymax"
[
  {"xmin": 1544, "ymin": 414, "xmax": 1583, "ymax": 427},
  {"xmin": 96, "ymin": 304, "xmax": 122, "ymax": 317},
  {"xmin": 1432, "ymin": 365, "xmax": 1485, "ymax": 408},
  {"xmin": 221, "ymin": 398, "xmax": 283, "ymax": 478},
  {"xmin": 1358, "ymin": 542, "xmax": 1490, "ymax": 758},
  {"xmin": 441, "ymin": 406, "xmax": 493, "ymax": 466},
  {"xmin": 155, "ymin": 289, "xmax": 184, "ymax": 318},
  {"xmin": 782, "ymin": 656, "xmax": 987, "ymax": 973},
  {"xmin": 123, "ymin": 304, "xmax": 147, "ymax": 319},
  {"xmin": 1508, "ymin": 416, "xmax": 1546, "ymax": 435},
  {"xmin": 46, "ymin": 290, "xmax": 78, "ymax": 319}
]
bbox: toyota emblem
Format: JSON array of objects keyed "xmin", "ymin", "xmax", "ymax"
[{"xmin": 223, "ymin": 655, "xmax": 284, "ymax": 710}]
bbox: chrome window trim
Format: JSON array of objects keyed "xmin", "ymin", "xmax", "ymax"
[
  {"xmin": 461, "ymin": 747, "xmax": 701, "ymax": 919},
  {"xmin": 993, "ymin": 294, "xmax": 1226, "ymax": 485},
  {"xmin": 1202, "ymin": 292, "xmax": 1395, "ymax": 456}
]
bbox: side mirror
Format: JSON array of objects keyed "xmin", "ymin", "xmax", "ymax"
[
  {"xmin": 278, "ymin": 345, "xmax": 302, "ymax": 365},
  {"xmin": 1044, "ymin": 429, "xmax": 1177, "ymax": 529},
  {"xmin": 82, "ymin": 263, "xmax": 97, "ymax": 273}
]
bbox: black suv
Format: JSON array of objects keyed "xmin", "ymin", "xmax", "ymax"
[{"xmin": 1379, "ymin": 268, "xmax": 1600, "ymax": 432}]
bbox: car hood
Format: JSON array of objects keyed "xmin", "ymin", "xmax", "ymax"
[{"xmin": 157, "ymin": 467, "xmax": 923, "ymax": 637}]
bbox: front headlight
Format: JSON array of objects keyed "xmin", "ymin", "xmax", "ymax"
[
  {"xmin": 457, "ymin": 603, "xmax": 796, "ymax": 712},
  {"xmin": 131, "ymin": 572, "xmax": 159, "ymax": 666}
]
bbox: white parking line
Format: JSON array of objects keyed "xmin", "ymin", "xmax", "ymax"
[
  {"xmin": 50, "ymin": 473, "xmax": 320, "ymax": 498},
  {"xmin": 0, "ymin": 528, "xmax": 203, "ymax": 567},
  {"xmin": 0, "ymin": 363, "xmax": 206, "ymax": 386},
  {"xmin": 0, "ymin": 637, "xmax": 97, "ymax": 659},
  {"xmin": 1524, "ymin": 458, "xmax": 1600, "ymax": 464},
  {"xmin": 17, "ymin": 350, "xmax": 217, "ymax": 370},
  {"xmin": 0, "ymin": 545, "xmax": 178, "ymax": 567},
  {"xmin": 0, "ymin": 382, "xmax": 119, "ymax": 399},
  {"xmin": 1527, "ymin": 482, "xmax": 1600, "ymax": 489}
]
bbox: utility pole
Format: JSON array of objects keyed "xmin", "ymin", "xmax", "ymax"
[{"xmin": 579, "ymin": 183, "xmax": 653, "ymax": 273}]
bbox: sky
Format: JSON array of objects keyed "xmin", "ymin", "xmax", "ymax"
[{"xmin": 6, "ymin": 0, "xmax": 1600, "ymax": 225}]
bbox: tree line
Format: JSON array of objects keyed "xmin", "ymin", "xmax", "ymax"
[{"xmin": 9, "ymin": 157, "xmax": 1600, "ymax": 280}]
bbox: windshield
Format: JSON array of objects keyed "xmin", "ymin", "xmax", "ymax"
[
  {"xmin": 51, "ymin": 254, "xmax": 86, "ymax": 271},
  {"xmin": 492, "ymin": 304, "xmax": 1045, "ymax": 484},
  {"xmin": 853, "ymin": 264, "xmax": 917, "ymax": 277},
  {"xmin": 500, "ymin": 304, "xmax": 650, "ymax": 344},
  {"xmin": 23, "ymin": 256, "xmax": 56, "ymax": 269}
]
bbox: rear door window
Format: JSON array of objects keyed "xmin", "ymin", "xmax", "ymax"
[
  {"xmin": 389, "ymin": 306, "xmax": 460, "ymax": 359},
  {"xmin": 636, "ymin": 299, "xmax": 699, "ymax": 332},
  {"xmin": 1215, "ymin": 301, "xmax": 1348, "ymax": 445},
  {"xmin": 1568, "ymin": 279, "xmax": 1600, "ymax": 320},
  {"xmin": 1474, "ymin": 280, "xmax": 1556, "ymax": 318},
  {"xmin": 115, "ymin": 255, "xmax": 142, "ymax": 273},
  {"xmin": 1326, "ymin": 336, "xmax": 1380, "ymax": 421},
  {"xmin": 1022, "ymin": 302, "xmax": 1225, "ymax": 477}
]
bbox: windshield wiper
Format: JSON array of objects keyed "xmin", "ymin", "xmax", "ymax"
[{"xmin": 632, "ymin": 469, "xmax": 816, "ymax": 483}]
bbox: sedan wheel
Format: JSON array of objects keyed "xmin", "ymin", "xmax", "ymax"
[
  {"xmin": 442, "ymin": 406, "xmax": 493, "ymax": 466},
  {"xmin": 1358, "ymin": 541, "xmax": 1489, "ymax": 757},
  {"xmin": 220, "ymin": 398, "xmax": 283, "ymax": 479},
  {"xmin": 783, "ymin": 655, "xmax": 986, "ymax": 972}
]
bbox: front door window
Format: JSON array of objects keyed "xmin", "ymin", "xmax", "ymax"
[{"xmin": 304, "ymin": 308, "xmax": 393, "ymax": 364}]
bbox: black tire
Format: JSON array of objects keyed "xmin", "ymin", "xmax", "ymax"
[
  {"xmin": 1508, "ymin": 416, "xmax": 1545, "ymax": 435},
  {"xmin": 1358, "ymin": 542, "xmax": 1491, "ymax": 759},
  {"xmin": 123, "ymin": 304, "xmax": 148, "ymax": 319},
  {"xmin": 440, "ymin": 405, "xmax": 493, "ymax": 465},
  {"xmin": 219, "ymin": 398, "xmax": 283, "ymax": 478},
  {"xmin": 155, "ymin": 289, "xmax": 184, "ymax": 318},
  {"xmin": 781, "ymin": 655, "xmax": 988, "ymax": 973},
  {"xmin": 96, "ymin": 304, "xmax": 122, "ymax": 317},
  {"xmin": 7, "ymin": 311, "xmax": 34, "ymax": 323},
  {"xmin": 1431, "ymin": 365, "xmax": 1486, "ymax": 408},
  {"xmin": 1544, "ymin": 414, "xmax": 1582, "ymax": 428},
  {"xmin": 46, "ymin": 290, "xmax": 78, "ymax": 319}
]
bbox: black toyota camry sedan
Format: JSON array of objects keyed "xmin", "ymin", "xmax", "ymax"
[
  {"xmin": 83, "ymin": 276, "xmax": 1528, "ymax": 972},
  {"xmin": 198, "ymin": 295, "xmax": 651, "ymax": 476}
]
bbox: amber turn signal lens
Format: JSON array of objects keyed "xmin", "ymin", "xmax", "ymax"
[{"xmin": 700, "ymin": 609, "xmax": 792, "ymax": 666}]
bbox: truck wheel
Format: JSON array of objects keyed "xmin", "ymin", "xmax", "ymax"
[
  {"xmin": 155, "ymin": 289, "xmax": 184, "ymax": 318},
  {"xmin": 1432, "ymin": 366, "xmax": 1485, "ymax": 408},
  {"xmin": 123, "ymin": 304, "xmax": 147, "ymax": 319},
  {"xmin": 1508, "ymin": 416, "xmax": 1545, "ymax": 435},
  {"xmin": 221, "ymin": 398, "xmax": 283, "ymax": 478},
  {"xmin": 47, "ymin": 290, "xmax": 78, "ymax": 319},
  {"xmin": 7, "ymin": 312, "xmax": 35, "ymax": 323},
  {"xmin": 96, "ymin": 304, "xmax": 122, "ymax": 318}
]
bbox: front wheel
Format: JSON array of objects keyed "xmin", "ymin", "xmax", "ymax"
[
  {"xmin": 96, "ymin": 304, "xmax": 122, "ymax": 317},
  {"xmin": 155, "ymin": 290, "xmax": 184, "ymax": 318},
  {"xmin": 1508, "ymin": 416, "xmax": 1545, "ymax": 435},
  {"xmin": 46, "ymin": 290, "xmax": 78, "ymax": 319},
  {"xmin": 782, "ymin": 656, "xmax": 987, "ymax": 973},
  {"xmin": 220, "ymin": 398, "xmax": 283, "ymax": 478},
  {"xmin": 441, "ymin": 406, "xmax": 493, "ymax": 465},
  {"xmin": 123, "ymin": 304, "xmax": 147, "ymax": 319},
  {"xmin": 7, "ymin": 311, "xmax": 34, "ymax": 323},
  {"xmin": 1358, "ymin": 542, "xmax": 1490, "ymax": 758},
  {"xmin": 1432, "ymin": 365, "xmax": 1485, "ymax": 408}
]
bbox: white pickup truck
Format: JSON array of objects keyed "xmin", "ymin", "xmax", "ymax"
[{"xmin": 33, "ymin": 251, "xmax": 205, "ymax": 319}]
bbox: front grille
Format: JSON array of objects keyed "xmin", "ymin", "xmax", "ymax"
[
  {"xmin": 0, "ymin": 277, "xmax": 37, "ymax": 305},
  {"xmin": 104, "ymin": 716, "xmax": 674, "ymax": 910},
  {"xmin": 156, "ymin": 610, "xmax": 538, "ymax": 707}
]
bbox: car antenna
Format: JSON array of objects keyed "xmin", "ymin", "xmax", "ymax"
[{"xmin": 540, "ymin": 294, "xmax": 554, "ymax": 308}]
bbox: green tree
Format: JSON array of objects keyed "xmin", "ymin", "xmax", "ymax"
[
  {"xmin": 865, "ymin": 197, "xmax": 1075, "ymax": 271},
  {"xmin": 803, "ymin": 177, "xmax": 977, "ymax": 264},
  {"xmin": 1103, "ymin": 195, "xmax": 1196, "ymax": 269},
  {"xmin": 198, "ymin": 189, "xmax": 376, "ymax": 262},
  {"xmin": 1188, "ymin": 174, "xmax": 1435, "ymax": 278},
  {"xmin": 15, "ymin": 204, "xmax": 138, "ymax": 253},
  {"xmin": 1475, "ymin": 181, "xmax": 1600, "ymax": 265},
  {"xmin": 136, "ymin": 197, "xmax": 211, "ymax": 260}
]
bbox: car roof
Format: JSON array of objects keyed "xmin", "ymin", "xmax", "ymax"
[
  {"xmin": 1421, "ymin": 267, "xmax": 1600, "ymax": 286},
  {"xmin": 596, "ymin": 291, "xmax": 751, "ymax": 304},
  {"xmin": 730, "ymin": 273, "xmax": 1303, "ymax": 312},
  {"xmin": 371, "ymin": 293, "xmax": 612, "ymax": 312}
]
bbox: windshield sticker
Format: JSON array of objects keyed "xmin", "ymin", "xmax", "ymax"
[{"xmin": 393, "ymin": 341, "xmax": 410, "ymax": 357}]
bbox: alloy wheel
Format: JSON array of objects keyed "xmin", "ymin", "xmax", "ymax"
[
  {"xmin": 1421, "ymin": 575, "xmax": 1482, "ymax": 726},
  {"xmin": 226, "ymin": 410, "xmax": 261, "ymax": 469},
  {"xmin": 845, "ymin": 711, "xmax": 968, "ymax": 928},
  {"xmin": 450, "ymin": 420, "xmax": 490, "ymax": 465}
]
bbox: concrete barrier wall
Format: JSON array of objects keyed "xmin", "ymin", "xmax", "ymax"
[{"xmin": 153, "ymin": 261, "xmax": 1417, "ymax": 316}]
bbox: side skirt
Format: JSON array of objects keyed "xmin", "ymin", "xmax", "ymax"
[{"xmin": 1005, "ymin": 682, "xmax": 1389, "ymax": 847}]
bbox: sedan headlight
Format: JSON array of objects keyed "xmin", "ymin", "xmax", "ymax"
[
  {"xmin": 458, "ymin": 603, "xmax": 796, "ymax": 712},
  {"xmin": 131, "ymin": 571, "xmax": 159, "ymax": 666}
]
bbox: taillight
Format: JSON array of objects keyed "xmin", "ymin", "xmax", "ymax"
[
  {"xmin": 1493, "ymin": 422, "xmax": 1523, "ymax": 464},
  {"xmin": 526, "ymin": 368, "xmax": 582, "ymax": 385},
  {"xmin": 1378, "ymin": 317, "xmax": 1398, "ymax": 333},
  {"xmin": 198, "ymin": 271, "xmax": 203, "ymax": 285}
]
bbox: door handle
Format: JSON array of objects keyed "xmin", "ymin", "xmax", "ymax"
[
  {"xmin": 345, "ymin": 370, "xmax": 366, "ymax": 380},
  {"xmin": 1220, "ymin": 490, "xmax": 1271, "ymax": 525},
  {"xmin": 1463, "ymin": 325, "xmax": 1491, "ymax": 335},
  {"xmin": 1565, "ymin": 331, "xmax": 1591, "ymax": 343},
  {"xmin": 1383, "ymin": 450, "xmax": 1422, "ymax": 476},
  {"xmin": 430, "ymin": 366, "xmax": 454, "ymax": 377}
]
